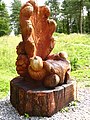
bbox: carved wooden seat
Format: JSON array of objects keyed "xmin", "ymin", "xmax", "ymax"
[
  {"xmin": 15, "ymin": 0, "xmax": 71, "ymax": 88},
  {"xmin": 10, "ymin": 0, "xmax": 76, "ymax": 117}
]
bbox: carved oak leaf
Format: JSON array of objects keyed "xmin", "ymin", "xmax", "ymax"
[{"xmin": 20, "ymin": 0, "xmax": 56, "ymax": 59}]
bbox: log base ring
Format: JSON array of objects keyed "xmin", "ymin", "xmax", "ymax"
[{"xmin": 10, "ymin": 76, "xmax": 77, "ymax": 117}]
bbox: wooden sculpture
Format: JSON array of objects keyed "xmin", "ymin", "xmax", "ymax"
[
  {"xmin": 10, "ymin": 0, "xmax": 77, "ymax": 117},
  {"xmin": 16, "ymin": 0, "xmax": 71, "ymax": 88}
]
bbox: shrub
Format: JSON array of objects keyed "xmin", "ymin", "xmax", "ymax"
[{"xmin": 70, "ymin": 57, "xmax": 79, "ymax": 71}]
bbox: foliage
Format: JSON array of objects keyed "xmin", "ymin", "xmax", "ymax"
[
  {"xmin": 61, "ymin": 100, "xmax": 78, "ymax": 112},
  {"xmin": 0, "ymin": 33, "xmax": 90, "ymax": 98},
  {"xmin": 70, "ymin": 57, "xmax": 79, "ymax": 71},
  {"xmin": 45, "ymin": 0, "xmax": 60, "ymax": 32},
  {"xmin": 85, "ymin": 0, "xmax": 90, "ymax": 33},
  {"xmin": 53, "ymin": 33, "xmax": 90, "ymax": 83},
  {"xmin": 45, "ymin": 0, "xmax": 60, "ymax": 20},
  {"xmin": 24, "ymin": 113, "xmax": 30, "ymax": 118},
  {"xmin": 61, "ymin": 0, "xmax": 85, "ymax": 34},
  {"xmin": 60, "ymin": 107, "xmax": 69, "ymax": 112},
  {"xmin": 69, "ymin": 100, "xmax": 78, "ymax": 107},
  {"xmin": 10, "ymin": 0, "xmax": 21, "ymax": 35},
  {"xmin": 0, "ymin": 0, "xmax": 11, "ymax": 36},
  {"xmin": 0, "ymin": 35, "xmax": 21, "ymax": 98},
  {"xmin": 46, "ymin": 0, "xmax": 90, "ymax": 34}
]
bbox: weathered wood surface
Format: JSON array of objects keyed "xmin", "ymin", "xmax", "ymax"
[
  {"xmin": 19, "ymin": 0, "xmax": 56, "ymax": 59},
  {"xmin": 15, "ymin": 0, "xmax": 71, "ymax": 89},
  {"xmin": 10, "ymin": 76, "xmax": 76, "ymax": 117}
]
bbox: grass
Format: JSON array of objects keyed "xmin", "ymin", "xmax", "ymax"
[
  {"xmin": 0, "ymin": 33, "xmax": 90, "ymax": 98},
  {"xmin": 53, "ymin": 33, "xmax": 90, "ymax": 69},
  {"xmin": 53, "ymin": 33, "xmax": 90, "ymax": 87},
  {"xmin": 0, "ymin": 35, "xmax": 21, "ymax": 98},
  {"xmin": 60, "ymin": 100, "xmax": 78, "ymax": 113}
]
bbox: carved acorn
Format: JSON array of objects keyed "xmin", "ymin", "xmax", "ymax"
[
  {"xmin": 29, "ymin": 56, "xmax": 43, "ymax": 71},
  {"xmin": 28, "ymin": 56, "xmax": 48, "ymax": 80},
  {"xmin": 59, "ymin": 51, "xmax": 68, "ymax": 59}
]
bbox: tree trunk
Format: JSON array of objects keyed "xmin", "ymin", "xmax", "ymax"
[
  {"xmin": 87, "ymin": 11, "xmax": 90, "ymax": 33},
  {"xmin": 79, "ymin": 0, "xmax": 83, "ymax": 34},
  {"xmin": 10, "ymin": 76, "xmax": 77, "ymax": 117},
  {"xmin": 66, "ymin": 16, "xmax": 70, "ymax": 34},
  {"xmin": 62, "ymin": 19, "xmax": 65, "ymax": 33}
]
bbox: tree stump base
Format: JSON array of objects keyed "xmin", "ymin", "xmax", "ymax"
[{"xmin": 10, "ymin": 76, "xmax": 77, "ymax": 117}]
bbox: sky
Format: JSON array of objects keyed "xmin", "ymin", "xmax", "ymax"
[
  {"xmin": 3, "ymin": 0, "xmax": 47, "ymax": 7},
  {"xmin": 2, "ymin": 0, "xmax": 64, "ymax": 15},
  {"xmin": 3, "ymin": 0, "xmax": 64, "ymax": 7},
  {"xmin": 2, "ymin": 0, "xmax": 47, "ymax": 15}
]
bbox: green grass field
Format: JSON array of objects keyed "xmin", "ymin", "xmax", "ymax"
[
  {"xmin": 0, "ymin": 35, "xmax": 20, "ymax": 98},
  {"xmin": 54, "ymin": 33, "xmax": 90, "ymax": 80},
  {"xmin": 0, "ymin": 33, "xmax": 90, "ymax": 98}
]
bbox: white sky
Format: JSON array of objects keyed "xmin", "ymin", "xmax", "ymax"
[
  {"xmin": 3, "ymin": 0, "xmax": 64, "ymax": 7},
  {"xmin": 2, "ymin": 0, "xmax": 64, "ymax": 14},
  {"xmin": 2, "ymin": 0, "xmax": 87, "ymax": 16},
  {"xmin": 2, "ymin": 0, "xmax": 47, "ymax": 14},
  {"xmin": 2, "ymin": 0, "xmax": 46, "ymax": 7}
]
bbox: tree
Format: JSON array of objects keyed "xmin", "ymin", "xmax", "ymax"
[
  {"xmin": 61, "ymin": 0, "xmax": 87, "ymax": 34},
  {"xmin": 61, "ymin": 0, "xmax": 72, "ymax": 34},
  {"xmin": 0, "ymin": 0, "xmax": 10, "ymax": 36},
  {"xmin": 85, "ymin": 0, "xmax": 90, "ymax": 33},
  {"xmin": 45, "ymin": 0, "xmax": 60, "ymax": 32},
  {"xmin": 10, "ymin": 0, "xmax": 21, "ymax": 35},
  {"xmin": 45, "ymin": 0, "xmax": 60, "ymax": 21}
]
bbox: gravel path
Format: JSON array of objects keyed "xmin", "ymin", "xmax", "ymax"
[{"xmin": 0, "ymin": 88, "xmax": 90, "ymax": 120}]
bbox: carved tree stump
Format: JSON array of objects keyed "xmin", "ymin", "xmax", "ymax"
[
  {"xmin": 10, "ymin": 0, "xmax": 77, "ymax": 117},
  {"xmin": 10, "ymin": 77, "xmax": 76, "ymax": 117},
  {"xmin": 15, "ymin": 0, "xmax": 71, "ymax": 88}
]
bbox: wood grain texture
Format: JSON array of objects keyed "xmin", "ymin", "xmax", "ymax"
[{"xmin": 10, "ymin": 76, "xmax": 76, "ymax": 117}]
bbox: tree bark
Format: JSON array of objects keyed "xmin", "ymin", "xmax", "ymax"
[
  {"xmin": 10, "ymin": 76, "xmax": 76, "ymax": 116},
  {"xmin": 79, "ymin": 0, "xmax": 83, "ymax": 34}
]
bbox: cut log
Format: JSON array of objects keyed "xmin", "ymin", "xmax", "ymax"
[{"xmin": 10, "ymin": 76, "xmax": 76, "ymax": 117}]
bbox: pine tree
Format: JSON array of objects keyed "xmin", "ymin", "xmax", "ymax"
[
  {"xmin": 45, "ymin": 0, "xmax": 60, "ymax": 32},
  {"xmin": 85, "ymin": 0, "xmax": 90, "ymax": 33},
  {"xmin": 45, "ymin": 0, "xmax": 60, "ymax": 21},
  {"xmin": 10, "ymin": 0, "xmax": 21, "ymax": 35},
  {"xmin": 0, "ymin": 0, "xmax": 10, "ymax": 36},
  {"xmin": 61, "ymin": 0, "xmax": 86, "ymax": 34}
]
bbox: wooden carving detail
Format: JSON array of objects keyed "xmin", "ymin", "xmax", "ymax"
[
  {"xmin": 16, "ymin": 0, "xmax": 71, "ymax": 88},
  {"xmin": 20, "ymin": 0, "xmax": 56, "ymax": 59}
]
